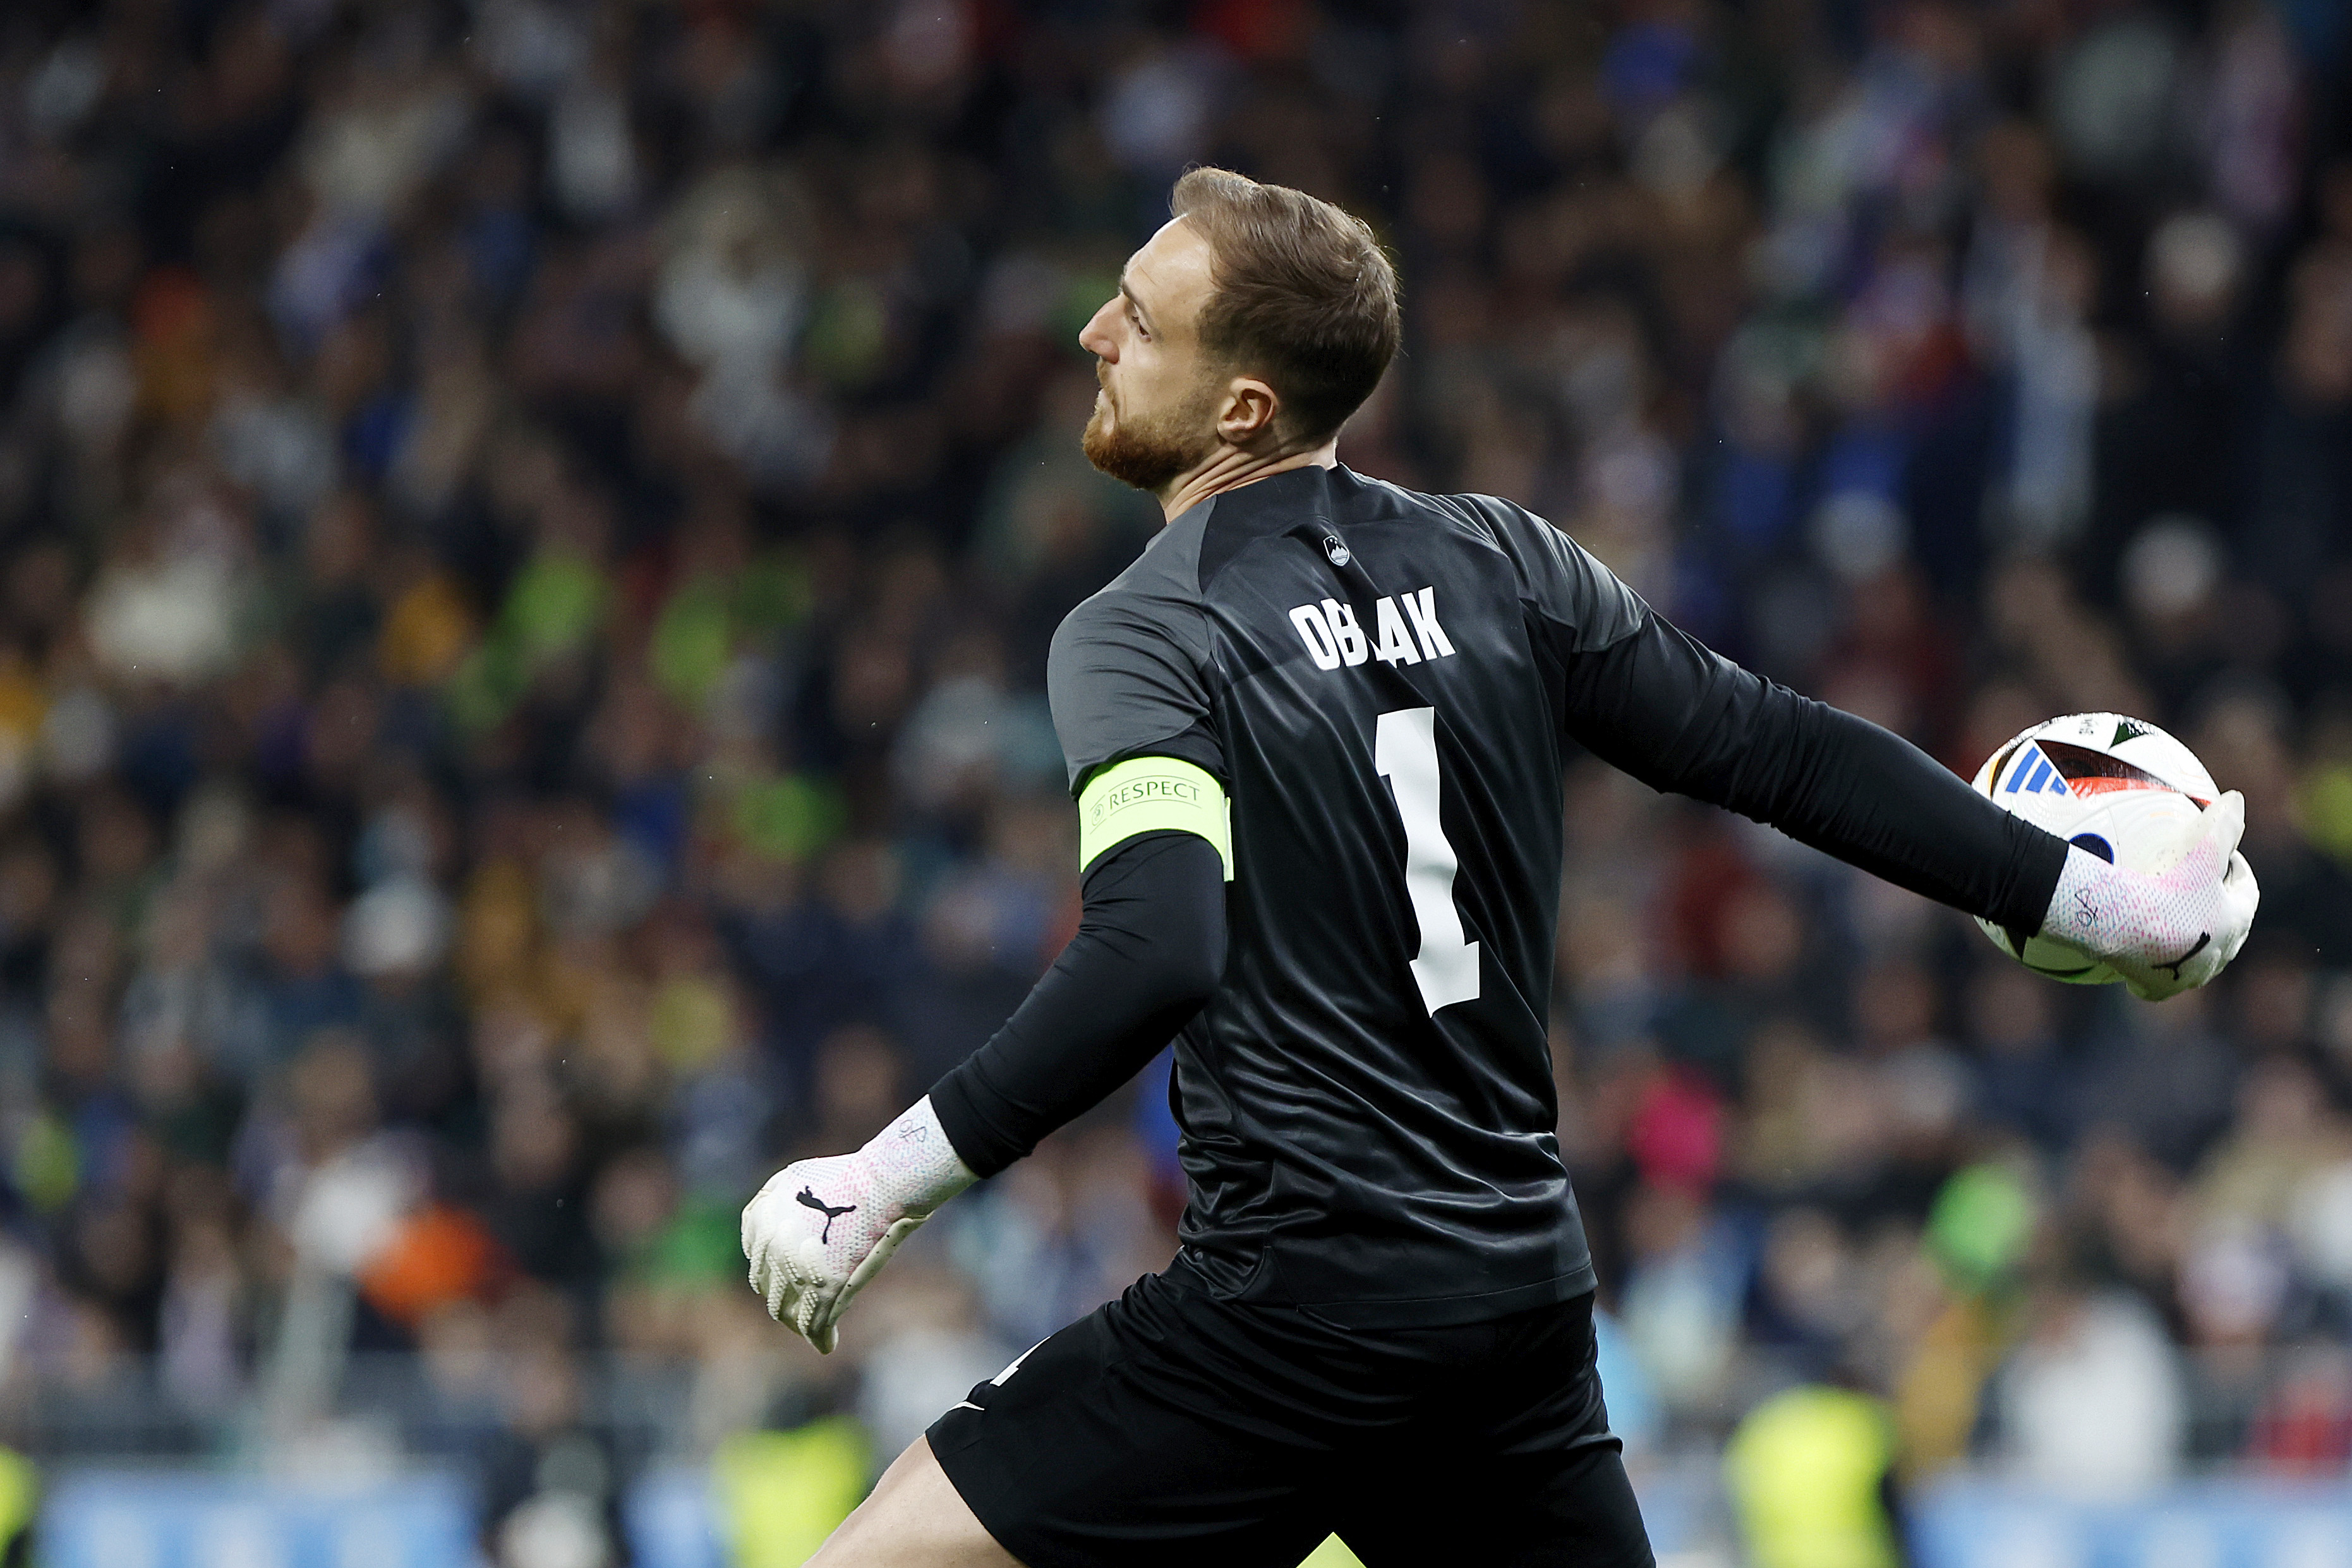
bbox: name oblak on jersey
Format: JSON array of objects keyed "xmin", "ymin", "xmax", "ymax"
[{"xmin": 1289, "ymin": 588, "xmax": 1456, "ymax": 672}]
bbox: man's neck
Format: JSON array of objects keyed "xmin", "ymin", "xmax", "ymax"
[{"xmin": 1157, "ymin": 441, "xmax": 1339, "ymax": 524}]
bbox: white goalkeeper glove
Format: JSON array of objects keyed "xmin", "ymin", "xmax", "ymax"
[
  {"xmin": 741, "ymin": 1096, "xmax": 977, "ymax": 1353},
  {"xmin": 2039, "ymin": 789, "xmax": 2260, "ymax": 1003}
]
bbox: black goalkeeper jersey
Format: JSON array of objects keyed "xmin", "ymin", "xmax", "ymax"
[
  {"xmin": 1028, "ymin": 463, "xmax": 2063, "ymax": 1329},
  {"xmin": 1046, "ymin": 464, "xmax": 1625, "ymax": 1324}
]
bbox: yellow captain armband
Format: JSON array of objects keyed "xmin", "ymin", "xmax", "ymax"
[{"xmin": 1078, "ymin": 756, "xmax": 1233, "ymax": 881}]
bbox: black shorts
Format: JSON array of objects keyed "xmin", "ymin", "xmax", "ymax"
[{"xmin": 927, "ymin": 1260, "xmax": 1654, "ymax": 1568}]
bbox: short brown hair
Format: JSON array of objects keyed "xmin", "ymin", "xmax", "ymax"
[{"xmin": 1170, "ymin": 167, "xmax": 1401, "ymax": 445}]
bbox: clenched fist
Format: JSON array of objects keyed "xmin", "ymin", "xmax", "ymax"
[{"xmin": 741, "ymin": 1097, "xmax": 977, "ymax": 1353}]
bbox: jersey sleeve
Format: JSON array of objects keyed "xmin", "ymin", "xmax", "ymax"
[
  {"xmin": 1561, "ymin": 606, "xmax": 2069, "ymax": 932},
  {"xmin": 1047, "ymin": 585, "xmax": 1225, "ymax": 795},
  {"xmin": 1459, "ymin": 495, "xmax": 1648, "ymax": 656},
  {"xmin": 928, "ymin": 829, "xmax": 1227, "ymax": 1176},
  {"xmin": 1476, "ymin": 498, "xmax": 2070, "ymax": 934}
]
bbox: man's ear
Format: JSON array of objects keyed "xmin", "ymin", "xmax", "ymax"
[{"xmin": 1215, "ymin": 377, "xmax": 1282, "ymax": 447}]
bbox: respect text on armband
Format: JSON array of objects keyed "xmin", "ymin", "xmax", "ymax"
[{"xmin": 1088, "ymin": 774, "xmax": 1207, "ymax": 832}]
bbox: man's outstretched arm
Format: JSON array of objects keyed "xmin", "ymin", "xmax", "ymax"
[
  {"xmin": 1555, "ymin": 607, "xmax": 2069, "ymax": 928},
  {"xmin": 743, "ymin": 771, "xmax": 1227, "ymax": 1351},
  {"xmin": 1555, "ymin": 605, "xmax": 2253, "ymax": 999}
]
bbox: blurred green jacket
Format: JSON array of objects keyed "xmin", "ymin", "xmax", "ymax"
[{"xmin": 1724, "ymin": 1385, "xmax": 1903, "ymax": 1568}]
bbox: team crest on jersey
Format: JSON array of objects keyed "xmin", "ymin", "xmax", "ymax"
[
  {"xmin": 1289, "ymin": 588, "xmax": 1456, "ymax": 671},
  {"xmin": 1323, "ymin": 534, "xmax": 1351, "ymax": 567}
]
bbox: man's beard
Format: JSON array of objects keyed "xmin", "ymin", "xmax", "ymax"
[{"xmin": 1082, "ymin": 383, "xmax": 1219, "ymax": 493}]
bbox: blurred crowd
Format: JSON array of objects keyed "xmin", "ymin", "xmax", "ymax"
[{"xmin": 1, "ymin": 0, "xmax": 2351, "ymax": 1554}]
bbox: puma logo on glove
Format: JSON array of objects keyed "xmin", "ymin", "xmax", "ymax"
[
  {"xmin": 794, "ymin": 1188, "xmax": 857, "ymax": 1243},
  {"xmin": 2154, "ymin": 932, "xmax": 2211, "ymax": 980}
]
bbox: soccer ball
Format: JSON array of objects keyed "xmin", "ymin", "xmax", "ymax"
[{"xmin": 1969, "ymin": 712, "xmax": 2219, "ymax": 984}]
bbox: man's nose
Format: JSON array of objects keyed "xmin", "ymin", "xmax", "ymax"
[{"xmin": 1078, "ymin": 299, "xmax": 1119, "ymax": 360}]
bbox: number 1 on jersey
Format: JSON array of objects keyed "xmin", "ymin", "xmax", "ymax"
[{"xmin": 1374, "ymin": 706, "xmax": 1481, "ymax": 1014}]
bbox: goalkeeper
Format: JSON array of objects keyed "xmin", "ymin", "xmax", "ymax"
[{"xmin": 743, "ymin": 169, "xmax": 2256, "ymax": 1568}]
